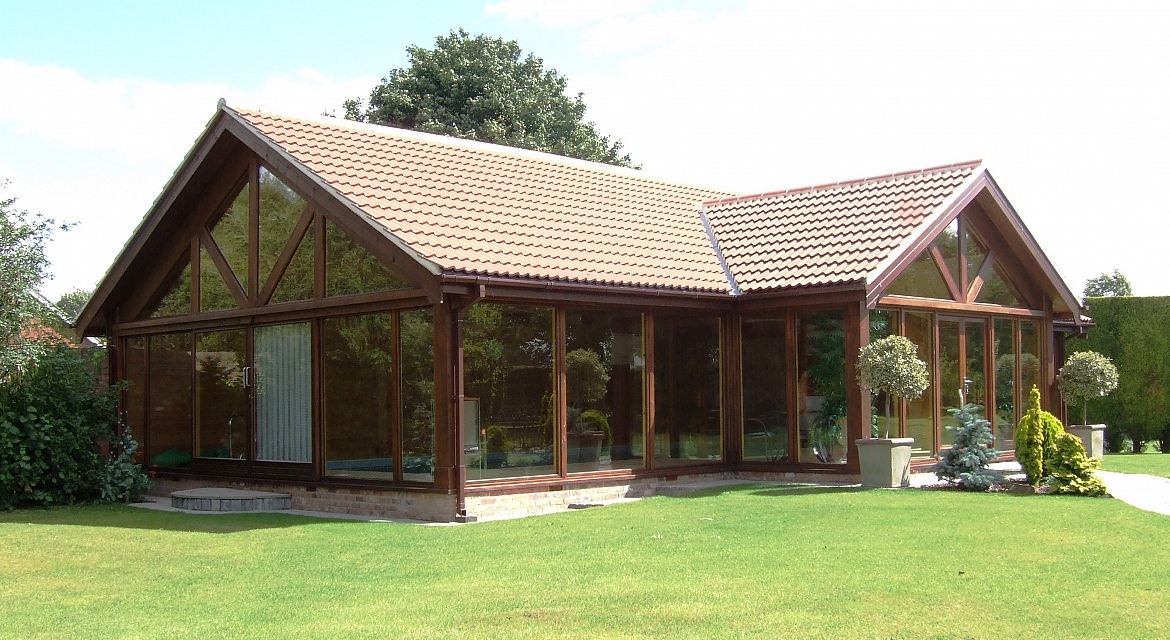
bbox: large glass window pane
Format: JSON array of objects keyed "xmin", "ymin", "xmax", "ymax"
[
  {"xmin": 200, "ymin": 243, "xmax": 236, "ymax": 312},
  {"xmin": 325, "ymin": 219, "xmax": 411, "ymax": 297},
  {"xmin": 149, "ymin": 261, "xmax": 190, "ymax": 319},
  {"xmin": 965, "ymin": 321, "xmax": 987, "ymax": 413},
  {"xmin": 654, "ymin": 316, "xmax": 722, "ymax": 466},
  {"xmin": 976, "ymin": 263, "xmax": 1025, "ymax": 308},
  {"xmin": 965, "ymin": 229, "xmax": 989, "ymax": 292},
  {"xmin": 146, "ymin": 333, "xmax": 192, "ymax": 469},
  {"xmin": 1020, "ymin": 320, "xmax": 1041, "ymax": 406},
  {"xmin": 565, "ymin": 310, "xmax": 644, "ymax": 473},
  {"xmin": 401, "ymin": 308, "xmax": 436, "ymax": 482},
  {"xmin": 741, "ymin": 315, "xmax": 788, "ymax": 462},
  {"xmin": 269, "ymin": 226, "xmax": 314, "ymax": 304},
  {"xmin": 936, "ymin": 219, "xmax": 960, "ymax": 289},
  {"xmin": 464, "ymin": 303, "xmax": 555, "ymax": 480},
  {"xmin": 886, "ymin": 251, "xmax": 952, "ymax": 300},
  {"xmin": 259, "ymin": 167, "xmax": 309, "ymax": 289},
  {"xmin": 904, "ymin": 312, "xmax": 935, "ymax": 456},
  {"xmin": 869, "ymin": 309, "xmax": 901, "ymax": 438},
  {"xmin": 324, "ymin": 314, "xmax": 394, "ymax": 478},
  {"xmin": 994, "ymin": 318, "xmax": 1017, "ymax": 450},
  {"xmin": 123, "ymin": 337, "xmax": 146, "ymax": 463},
  {"xmin": 255, "ymin": 323, "xmax": 313, "ymax": 463},
  {"xmin": 797, "ymin": 310, "xmax": 847, "ymax": 464},
  {"xmin": 939, "ymin": 320, "xmax": 961, "ymax": 447},
  {"xmin": 209, "ymin": 185, "xmax": 249, "ymax": 293},
  {"xmin": 195, "ymin": 330, "xmax": 247, "ymax": 459}
]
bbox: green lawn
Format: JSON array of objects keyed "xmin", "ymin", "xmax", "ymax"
[
  {"xmin": 2, "ymin": 487, "xmax": 1168, "ymax": 639},
  {"xmin": 1102, "ymin": 452, "xmax": 1170, "ymax": 478}
]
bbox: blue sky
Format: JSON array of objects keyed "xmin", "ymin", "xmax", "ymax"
[{"xmin": 2, "ymin": 1, "xmax": 1167, "ymax": 300}]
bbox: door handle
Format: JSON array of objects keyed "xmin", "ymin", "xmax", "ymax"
[{"xmin": 242, "ymin": 366, "xmax": 252, "ymax": 388}]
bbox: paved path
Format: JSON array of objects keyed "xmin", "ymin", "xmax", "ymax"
[{"xmin": 1096, "ymin": 471, "xmax": 1170, "ymax": 516}]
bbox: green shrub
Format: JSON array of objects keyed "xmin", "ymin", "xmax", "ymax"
[
  {"xmin": 934, "ymin": 402, "xmax": 1000, "ymax": 490},
  {"xmin": 1046, "ymin": 432, "xmax": 1107, "ymax": 496},
  {"xmin": 1016, "ymin": 386, "xmax": 1063, "ymax": 485},
  {"xmin": 0, "ymin": 345, "xmax": 149, "ymax": 509}
]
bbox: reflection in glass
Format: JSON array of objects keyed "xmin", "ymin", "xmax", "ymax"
[
  {"xmin": 463, "ymin": 303, "xmax": 555, "ymax": 480},
  {"xmin": 977, "ymin": 263, "xmax": 1024, "ymax": 308},
  {"xmin": 936, "ymin": 219, "xmax": 961, "ymax": 289},
  {"xmin": 565, "ymin": 310, "xmax": 644, "ymax": 473},
  {"xmin": 994, "ymin": 318, "xmax": 1017, "ymax": 449},
  {"xmin": 904, "ymin": 312, "xmax": 935, "ymax": 455},
  {"xmin": 195, "ymin": 330, "xmax": 247, "ymax": 459},
  {"xmin": 964, "ymin": 228, "xmax": 988, "ymax": 290},
  {"xmin": 797, "ymin": 311, "xmax": 847, "ymax": 463},
  {"xmin": 150, "ymin": 261, "xmax": 191, "ymax": 318},
  {"xmin": 1020, "ymin": 320, "xmax": 1041, "ymax": 408},
  {"xmin": 147, "ymin": 333, "xmax": 193, "ymax": 468},
  {"xmin": 325, "ymin": 219, "xmax": 411, "ymax": 297},
  {"xmin": 401, "ymin": 308, "xmax": 436, "ymax": 482},
  {"xmin": 255, "ymin": 323, "xmax": 312, "ymax": 463},
  {"xmin": 939, "ymin": 320, "xmax": 960, "ymax": 448},
  {"xmin": 259, "ymin": 167, "xmax": 309, "ymax": 288},
  {"xmin": 654, "ymin": 316, "xmax": 722, "ymax": 466},
  {"xmin": 269, "ymin": 226, "xmax": 314, "ymax": 304},
  {"xmin": 869, "ymin": 309, "xmax": 901, "ymax": 438},
  {"xmin": 324, "ymin": 314, "xmax": 394, "ymax": 478},
  {"xmin": 886, "ymin": 251, "xmax": 952, "ymax": 300},
  {"xmin": 965, "ymin": 320, "xmax": 987, "ymax": 410},
  {"xmin": 200, "ymin": 243, "xmax": 236, "ymax": 312},
  {"xmin": 741, "ymin": 315, "xmax": 788, "ymax": 462},
  {"xmin": 124, "ymin": 337, "xmax": 146, "ymax": 463},
  {"xmin": 209, "ymin": 185, "xmax": 249, "ymax": 293}
]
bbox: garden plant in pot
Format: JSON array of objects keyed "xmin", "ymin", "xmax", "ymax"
[
  {"xmin": 855, "ymin": 335, "xmax": 930, "ymax": 487},
  {"xmin": 566, "ymin": 348, "xmax": 611, "ymax": 464},
  {"xmin": 1057, "ymin": 350, "xmax": 1119, "ymax": 460}
]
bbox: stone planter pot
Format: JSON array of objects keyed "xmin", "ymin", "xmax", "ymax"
[
  {"xmin": 1066, "ymin": 424, "xmax": 1106, "ymax": 461},
  {"xmin": 855, "ymin": 438, "xmax": 915, "ymax": 488},
  {"xmin": 568, "ymin": 431, "xmax": 605, "ymax": 464}
]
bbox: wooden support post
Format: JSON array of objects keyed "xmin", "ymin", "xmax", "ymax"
[
  {"xmin": 644, "ymin": 314, "xmax": 655, "ymax": 471},
  {"xmin": 845, "ymin": 301, "xmax": 869, "ymax": 473},
  {"xmin": 432, "ymin": 298, "xmax": 458, "ymax": 495},
  {"xmin": 723, "ymin": 313, "xmax": 742, "ymax": 464}
]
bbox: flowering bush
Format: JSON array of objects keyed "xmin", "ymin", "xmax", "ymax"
[
  {"xmin": 1058, "ymin": 351, "xmax": 1119, "ymax": 425},
  {"xmin": 856, "ymin": 335, "xmax": 930, "ymax": 438}
]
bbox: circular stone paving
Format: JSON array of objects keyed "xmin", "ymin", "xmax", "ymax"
[{"xmin": 171, "ymin": 488, "xmax": 292, "ymax": 512}]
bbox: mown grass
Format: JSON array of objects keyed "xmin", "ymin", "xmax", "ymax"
[
  {"xmin": 2, "ymin": 486, "xmax": 1168, "ymax": 639},
  {"xmin": 1102, "ymin": 451, "xmax": 1170, "ymax": 478}
]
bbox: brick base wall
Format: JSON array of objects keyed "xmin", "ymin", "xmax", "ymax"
[
  {"xmin": 149, "ymin": 470, "xmax": 862, "ymax": 522},
  {"xmin": 148, "ymin": 478, "xmax": 457, "ymax": 522}
]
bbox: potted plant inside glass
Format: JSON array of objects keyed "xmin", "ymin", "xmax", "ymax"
[
  {"xmin": 1057, "ymin": 350, "xmax": 1119, "ymax": 460},
  {"xmin": 566, "ymin": 348, "xmax": 610, "ymax": 464},
  {"xmin": 855, "ymin": 335, "xmax": 930, "ymax": 487}
]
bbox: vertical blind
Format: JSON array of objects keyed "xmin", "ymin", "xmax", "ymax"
[{"xmin": 255, "ymin": 322, "xmax": 313, "ymax": 462}]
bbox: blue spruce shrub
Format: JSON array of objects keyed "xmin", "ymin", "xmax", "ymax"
[{"xmin": 934, "ymin": 402, "xmax": 1001, "ymax": 491}]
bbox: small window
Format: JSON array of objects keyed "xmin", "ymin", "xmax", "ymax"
[
  {"xmin": 200, "ymin": 243, "xmax": 237, "ymax": 312},
  {"xmin": 259, "ymin": 167, "xmax": 310, "ymax": 289},
  {"xmin": 325, "ymin": 219, "xmax": 411, "ymax": 296},
  {"xmin": 208, "ymin": 185, "xmax": 249, "ymax": 293},
  {"xmin": 976, "ymin": 263, "xmax": 1025, "ymax": 308},
  {"xmin": 886, "ymin": 250, "xmax": 952, "ymax": 300},
  {"xmin": 269, "ymin": 225, "xmax": 315, "ymax": 304},
  {"xmin": 148, "ymin": 260, "xmax": 191, "ymax": 319}
]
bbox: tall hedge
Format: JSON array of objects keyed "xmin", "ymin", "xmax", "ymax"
[{"xmin": 1070, "ymin": 297, "xmax": 1170, "ymax": 452}]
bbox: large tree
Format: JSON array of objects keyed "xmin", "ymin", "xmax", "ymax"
[
  {"xmin": 345, "ymin": 29, "xmax": 634, "ymax": 168},
  {"xmin": 0, "ymin": 184, "xmax": 60, "ymax": 377},
  {"xmin": 1083, "ymin": 269, "xmax": 1133, "ymax": 297}
]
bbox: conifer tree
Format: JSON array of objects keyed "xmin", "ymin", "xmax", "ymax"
[{"xmin": 934, "ymin": 401, "xmax": 1001, "ymax": 490}]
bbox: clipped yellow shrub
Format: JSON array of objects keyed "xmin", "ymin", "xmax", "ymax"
[
  {"xmin": 1016, "ymin": 386, "xmax": 1064, "ymax": 485},
  {"xmin": 1047, "ymin": 432, "xmax": 1107, "ymax": 496}
]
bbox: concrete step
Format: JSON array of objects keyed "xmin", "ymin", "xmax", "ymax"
[{"xmin": 171, "ymin": 488, "xmax": 292, "ymax": 512}]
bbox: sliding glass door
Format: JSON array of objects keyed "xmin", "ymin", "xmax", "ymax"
[{"xmin": 939, "ymin": 317, "xmax": 987, "ymax": 448}]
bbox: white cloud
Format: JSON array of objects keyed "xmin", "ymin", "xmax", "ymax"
[
  {"xmin": 485, "ymin": 0, "xmax": 653, "ymax": 26},
  {"xmin": 0, "ymin": 60, "xmax": 377, "ymax": 300}
]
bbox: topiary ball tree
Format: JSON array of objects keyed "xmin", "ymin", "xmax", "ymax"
[
  {"xmin": 856, "ymin": 335, "xmax": 930, "ymax": 438},
  {"xmin": 1058, "ymin": 350, "xmax": 1119, "ymax": 426}
]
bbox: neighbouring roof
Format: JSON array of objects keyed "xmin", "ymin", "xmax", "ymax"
[
  {"xmin": 702, "ymin": 162, "xmax": 981, "ymax": 292},
  {"xmin": 235, "ymin": 108, "xmax": 738, "ymax": 292}
]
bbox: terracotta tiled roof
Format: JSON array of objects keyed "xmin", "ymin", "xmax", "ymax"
[
  {"xmin": 234, "ymin": 109, "xmax": 738, "ymax": 292},
  {"xmin": 703, "ymin": 162, "xmax": 981, "ymax": 293}
]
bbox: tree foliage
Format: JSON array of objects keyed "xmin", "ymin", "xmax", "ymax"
[
  {"xmin": 934, "ymin": 402, "xmax": 1000, "ymax": 490},
  {"xmin": 54, "ymin": 288, "xmax": 92, "ymax": 324},
  {"xmin": 1057, "ymin": 350, "xmax": 1119, "ymax": 425},
  {"xmin": 0, "ymin": 185, "xmax": 62, "ymax": 379},
  {"xmin": 1071, "ymin": 296, "xmax": 1170, "ymax": 453},
  {"xmin": 856, "ymin": 335, "xmax": 929, "ymax": 438},
  {"xmin": 1046, "ymin": 432, "xmax": 1107, "ymax": 496},
  {"xmin": 1083, "ymin": 270, "xmax": 1132, "ymax": 297},
  {"xmin": 346, "ymin": 29, "xmax": 634, "ymax": 167}
]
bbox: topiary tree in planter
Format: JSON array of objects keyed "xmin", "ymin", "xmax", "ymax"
[
  {"xmin": 1058, "ymin": 351, "xmax": 1119, "ymax": 426},
  {"xmin": 856, "ymin": 335, "xmax": 930, "ymax": 438}
]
